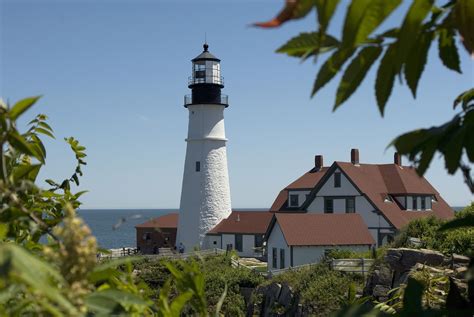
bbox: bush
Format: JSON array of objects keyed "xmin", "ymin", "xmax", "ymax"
[
  {"xmin": 393, "ymin": 204, "xmax": 474, "ymax": 256},
  {"xmin": 266, "ymin": 263, "xmax": 360, "ymax": 317}
]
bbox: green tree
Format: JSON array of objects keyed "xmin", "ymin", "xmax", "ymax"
[
  {"xmin": 0, "ymin": 97, "xmax": 213, "ymax": 316},
  {"xmin": 256, "ymin": 0, "xmax": 474, "ymax": 193}
]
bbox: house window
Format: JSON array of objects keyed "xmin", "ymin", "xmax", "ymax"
[
  {"xmin": 334, "ymin": 172, "xmax": 341, "ymax": 188},
  {"xmin": 421, "ymin": 197, "xmax": 426, "ymax": 210},
  {"xmin": 289, "ymin": 194, "xmax": 299, "ymax": 207},
  {"xmin": 280, "ymin": 249, "xmax": 285, "ymax": 269},
  {"xmin": 346, "ymin": 197, "xmax": 355, "ymax": 213},
  {"xmin": 213, "ymin": 240, "xmax": 217, "ymax": 245},
  {"xmin": 272, "ymin": 248, "xmax": 277, "ymax": 268},
  {"xmin": 413, "ymin": 196, "xmax": 418, "ymax": 210},
  {"xmin": 195, "ymin": 161, "xmax": 200, "ymax": 172},
  {"xmin": 235, "ymin": 234, "xmax": 243, "ymax": 252},
  {"xmin": 255, "ymin": 235, "xmax": 264, "ymax": 248},
  {"xmin": 143, "ymin": 232, "xmax": 151, "ymax": 241},
  {"xmin": 426, "ymin": 197, "xmax": 432, "ymax": 210},
  {"xmin": 324, "ymin": 198, "xmax": 334, "ymax": 213}
]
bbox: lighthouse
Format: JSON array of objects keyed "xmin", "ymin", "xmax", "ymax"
[{"xmin": 176, "ymin": 44, "xmax": 232, "ymax": 250}]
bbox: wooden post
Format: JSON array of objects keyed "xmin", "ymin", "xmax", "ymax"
[{"xmin": 361, "ymin": 258, "xmax": 365, "ymax": 277}]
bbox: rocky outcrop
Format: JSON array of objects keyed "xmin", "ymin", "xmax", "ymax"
[
  {"xmin": 247, "ymin": 282, "xmax": 302, "ymax": 317},
  {"xmin": 364, "ymin": 248, "xmax": 470, "ymax": 304}
]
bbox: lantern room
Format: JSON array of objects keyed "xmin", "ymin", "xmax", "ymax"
[
  {"xmin": 185, "ymin": 43, "xmax": 228, "ymax": 107},
  {"xmin": 188, "ymin": 43, "xmax": 224, "ymax": 87}
]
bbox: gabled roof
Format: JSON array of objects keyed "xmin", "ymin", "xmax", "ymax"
[
  {"xmin": 135, "ymin": 213, "xmax": 178, "ymax": 229},
  {"xmin": 269, "ymin": 167, "xmax": 328, "ymax": 212},
  {"xmin": 207, "ymin": 211, "xmax": 273, "ymax": 234},
  {"xmin": 301, "ymin": 161, "xmax": 454, "ymax": 229},
  {"xmin": 268, "ymin": 213, "xmax": 375, "ymax": 246}
]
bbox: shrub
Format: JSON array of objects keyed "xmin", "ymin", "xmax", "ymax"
[{"xmin": 392, "ymin": 204, "xmax": 474, "ymax": 256}]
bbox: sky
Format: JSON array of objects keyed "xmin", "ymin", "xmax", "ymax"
[{"xmin": 1, "ymin": 0, "xmax": 473, "ymax": 209}]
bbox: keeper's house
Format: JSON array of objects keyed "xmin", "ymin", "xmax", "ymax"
[
  {"xmin": 265, "ymin": 149, "xmax": 454, "ymax": 271},
  {"xmin": 266, "ymin": 213, "xmax": 375, "ymax": 270}
]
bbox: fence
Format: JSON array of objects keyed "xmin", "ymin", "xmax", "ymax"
[
  {"xmin": 268, "ymin": 258, "xmax": 375, "ymax": 277},
  {"xmin": 98, "ymin": 248, "xmax": 226, "ymax": 261}
]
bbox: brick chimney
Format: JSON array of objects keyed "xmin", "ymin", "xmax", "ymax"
[
  {"xmin": 394, "ymin": 152, "xmax": 402, "ymax": 166},
  {"xmin": 351, "ymin": 149, "xmax": 359, "ymax": 165},
  {"xmin": 315, "ymin": 155, "xmax": 323, "ymax": 170}
]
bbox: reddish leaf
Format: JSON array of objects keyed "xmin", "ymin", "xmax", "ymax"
[{"xmin": 254, "ymin": 0, "xmax": 314, "ymax": 28}]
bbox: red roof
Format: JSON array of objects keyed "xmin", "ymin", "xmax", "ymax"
[
  {"xmin": 269, "ymin": 167, "xmax": 327, "ymax": 212},
  {"xmin": 273, "ymin": 213, "xmax": 375, "ymax": 246},
  {"xmin": 286, "ymin": 167, "xmax": 329, "ymax": 189},
  {"xmin": 135, "ymin": 213, "xmax": 178, "ymax": 228},
  {"xmin": 208, "ymin": 211, "xmax": 273, "ymax": 234},
  {"xmin": 334, "ymin": 162, "xmax": 454, "ymax": 229}
]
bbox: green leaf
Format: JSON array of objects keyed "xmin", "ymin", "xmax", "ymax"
[
  {"xmin": 214, "ymin": 284, "xmax": 227, "ymax": 317},
  {"xmin": 453, "ymin": 88, "xmax": 474, "ymax": 110},
  {"xmin": 396, "ymin": 0, "xmax": 434, "ymax": 72},
  {"xmin": 354, "ymin": 0, "xmax": 401, "ymax": 45},
  {"xmin": 312, "ymin": 47, "xmax": 355, "ymax": 96},
  {"xmin": 441, "ymin": 123, "xmax": 466, "ymax": 174},
  {"xmin": 8, "ymin": 132, "xmax": 39, "ymax": 160},
  {"xmin": 276, "ymin": 32, "xmax": 340, "ymax": 58},
  {"xmin": 9, "ymin": 96, "xmax": 41, "ymax": 120},
  {"xmin": 34, "ymin": 127, "xmax": 55, "ymax": 139},
  {"xmin": 334, "ymin": 46, "xmax": 382, "ymax": 109},
  {"xmin": 404, "ymin": 31, "xmax": 434, "ymax": 98},
  {"xmin": 170, "ymin": 291, "xmax": 193, "ymax": 316},
  {"xmin": 341, "ymin": 0, "xmax": 371, "ymax": 46},
  {"xmin": 12, "ymin": 164, "xmax": 41, "ymax": 182},
  {"xmin": 45, "ymin": 179, "xmax": 60, "ymax": 187},
  {"xmin": 438, "ymin": 28, "xmax": 462, "ymax": 73},
  {"xmin": 87, "ymin": 289, "xmax": 150, "ymax": 308},
  {"xmin": 315, "ymin": 0, "xmax": 340, "ymax": 33},
  {"xmin": 375, "ymin": 44, "xmax": 397, "ymax": 115},
  {"xmin": 0, "ymin": 224, "xmax": 8, "ymax": 240},
  {"xmin": 72, "ymin": 173, "xmax": 79, "ymax": 186},
  {"xmin": 0, "ymin": 243, "xmax": 77, "ymax": 314},
  {"xmin": 38, "ymin": 121, "xmax": 54, "ymax": 132}
]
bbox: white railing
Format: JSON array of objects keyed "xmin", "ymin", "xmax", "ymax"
[
  {"xmin": 268, "ymin": 258, "xmax": 375, "ymax": 277},
  {"xmin": 98, "ymin": 248, "xmax": 226, "ymax": 261}
]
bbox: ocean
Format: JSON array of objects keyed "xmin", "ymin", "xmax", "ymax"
[{"xmin": 78, "ymin": 209, "xmax": 177, "ymax": 249}]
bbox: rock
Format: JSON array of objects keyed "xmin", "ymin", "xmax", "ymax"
[
  {"xmin": 445, "ymin": 254, "xmax": 471, "ymax": 269},
  {"xmin": 385, "ymin": 248, "xmax": 445, "ymax": 272},
  {"xmin": 277, "ymin": 284, "xmax": 293, "ymax": 309},
  {"xmin": 261, "ymin": 283, "xmax": 282, "ymax": 317},
  {"xmin": 373, "ymin": 285, "xmax": 391, "ymax": 299},
  {"xmin": 363, "ymin": 263, "xmax": 393, "ymax": 298}
]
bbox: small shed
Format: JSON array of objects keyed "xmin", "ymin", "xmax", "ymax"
[{"xmin": 135, "ymin": 213, "xmax": 178, "ymax": 254}]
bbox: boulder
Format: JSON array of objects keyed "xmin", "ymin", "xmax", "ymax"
[
  {"xmin": 260, "ymin": 283, "xmax": 282, "ymax": 317},
  {"xmin": 385, "ymin": 248, "xmax": 445, "ymax": 272},
  {"xmin": 277, "ymin": 284, "xmax": 294, "ymax": 309}
]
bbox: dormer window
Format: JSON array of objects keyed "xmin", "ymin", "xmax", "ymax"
[
  {"xmin": 334, "ymin": 172, "xmax": 341, "ymax": 188},
  {"xmin": 289, "ymin": 194, "xmax": 299, "ymax": 207}
]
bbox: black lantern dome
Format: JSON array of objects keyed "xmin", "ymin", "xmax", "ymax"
[{"xmin": 184, "ymin": 44, "xmax": 228, "ymax": 107}]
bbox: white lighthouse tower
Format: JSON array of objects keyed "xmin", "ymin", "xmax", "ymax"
[{"xmin": 176, "ymin": 44, "xmax": 232, "ymax": 250}]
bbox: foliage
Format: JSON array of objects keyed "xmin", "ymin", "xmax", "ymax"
[
  {"xmin": 393, "ymin": 204, "xmax": 474, "ymax": 256},
  {"xmin": 265, "ymin": 262, "xmax": 363, "ymax": 316},
  {"xmin": 255, "ymin": 0, "xmax": 474, "ymax": 193},
  {"xmin": 135, "ymin": 254, "xmax": 264, "ymax": 316},
  {"xmin": 0, "ymin": 96, "xmax": 213, "ymax": 316}
]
